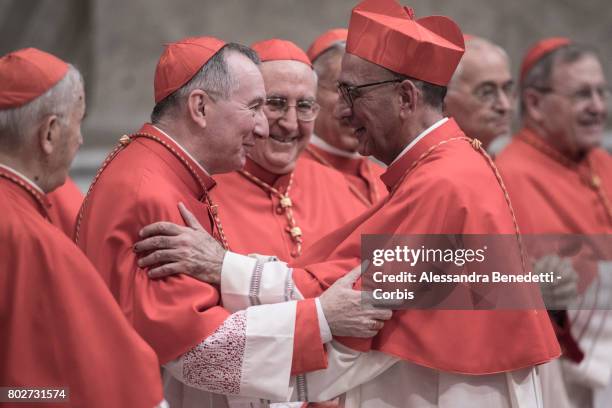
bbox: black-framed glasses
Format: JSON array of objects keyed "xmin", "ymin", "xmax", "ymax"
[
  {"xmin": 264, "ymin": 96, "xmax": 320, "ymax": 122},
  {"xmin": 337, "ymin": 79, "xmax": 403, "ymax": 108},
  {"xmin": 533, "ymin": 85, "xmax": 611, "ymax": 105}
]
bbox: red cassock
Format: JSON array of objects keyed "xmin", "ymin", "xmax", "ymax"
[
  {"xmin": 496, "ymin": 128, "xmax": 612, "ymax": 235},
  {"xmin": 212, "ymin": 156, "xmax": 367, "ymax": 261},
  {"xmin": 0, "ymin": 166, "xmax": 162, "ymax": 408},
  {"xmin": 290, "ymin": 119, "xmax": 561, "ymax": 374},
  {"xmin": 47, "ymin": 176, "xmax": 83, "ymax": 238},
  {"xmin": 76, "ymin": 123, "xmax": 324, "ymax": 372},
  {"xmin": 496, "ymin": 127, "xmax": 612, "ymax": 361},
  {"xmin": 302, "ymin": 144, "xmax": 387, "ymax": 207}
]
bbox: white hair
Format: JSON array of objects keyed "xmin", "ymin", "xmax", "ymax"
[{"xmin": 0, "ymin": 64, "xmax": 83, "ymax": 151}]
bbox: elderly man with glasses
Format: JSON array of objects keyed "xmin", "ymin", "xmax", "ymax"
[
  {"xmin": 496, "ymin": 38, "xmax": 612, "ymax": 408},
  {"xmin": 303, "ymin": 29, "xmax": 387, "ymax": 207},
  {"xmin": 194, "ymin": 38, "xmax": 369, "ymax": 263},
  {"xmin": 444, "ymin": 35, "xmax": 516, "ymax": 154}
]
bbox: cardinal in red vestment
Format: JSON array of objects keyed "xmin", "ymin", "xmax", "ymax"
[
  {"xmin": 496, "ymin": 38, "xmax": 612, "ymax": 408},
  {"xmin": 0, "ymin": 47, "xmax": 163, "ymax": 408}
]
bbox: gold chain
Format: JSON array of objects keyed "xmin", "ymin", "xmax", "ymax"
[
  {"xmin": 0, "ymin": 171, "xmax": 50, "ymax": 220},
  {"xmin": 389, "ymin": 136, "xmax": 527, "ymax": 274},
  {"xmin": 75, "ymin": 133, "xmax": 229, "ymax": 249},
  {"xmin": 239, "ymin": 169, "xmax": 303, "ymax": 258},
  {"xmin": 519, "ymin": 132, "xmax": 612, "ymax": 225}
]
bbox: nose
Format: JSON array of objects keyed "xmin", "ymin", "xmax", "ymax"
[
  {"xmin": 493, "ymin": 89, "xmax": 513, "ymax": 113},
  {"xmin": 254, "ymin": 109, "xmax": 269, "ymax": 140},
  {"xmin": 334, "ymin": 96, "xmax": 352, "ymax": 120},
  {"xmin": 277, "ymin": 106, "xmax": 299, "ymax": 134},
  {"xmin": 587, "ymin": 90, "xmax": 608, "ymax": 116}
]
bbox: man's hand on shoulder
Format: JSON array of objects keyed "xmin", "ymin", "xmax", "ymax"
[{"xmin": 133, "ymin": 202, "xmax": 225, "ymax": 284}]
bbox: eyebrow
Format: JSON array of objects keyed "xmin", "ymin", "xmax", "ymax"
[
  {"xmin": 248, "ymin": 96, "xmax": 264, "ymax": 106},
  {"xmin": 266, "ymin": 94, "xmax": 317, "ymax": 101},
  {"xmin": 476, "ymin": 80, "xmax": 514, "ymax": 88}
]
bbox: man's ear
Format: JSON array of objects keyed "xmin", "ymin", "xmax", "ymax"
[
  {"xmin": 38, "ymin": 114, "xmax": 61, "ymax": 156},
  {"xmin": 187, "ymin": 89, "xmax": 214, "ymax": 129},
  {"xmin": 398, "ymin": 79, "xmax": 419, "ymax": 118},
  {"xmin": 522, "ymin": 89, "xmax": 545, "ymax": 123}
]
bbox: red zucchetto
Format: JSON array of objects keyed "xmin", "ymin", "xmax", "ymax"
[
  {"xmin": 251, "ymin": 39, "xmax": 312, "ymax": 68},
  {"xmin": 154, "ymin": 36, "xmax": 225, "ymax": 103},
  {"xmin": 307, "ymin": 28, "xmax": 348, "ymax": 62},
  {"xmin": 0, "ymin": 47, "xmax": 68, "ymax": 109},
  {"xmin": 520, "ymin": 37, "xmax": 571, "ymax": 83}
]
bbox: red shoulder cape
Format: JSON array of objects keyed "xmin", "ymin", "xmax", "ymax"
[{"xmin": 291, "ymin": 119, "xmax": 560, "ymax": 374}]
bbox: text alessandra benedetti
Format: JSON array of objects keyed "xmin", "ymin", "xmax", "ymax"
[{"xmin": 372, "ymin": 271, "xmax": 556, "ymax": 283}]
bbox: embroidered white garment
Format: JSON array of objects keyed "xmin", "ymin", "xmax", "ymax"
[
  {"xmin": 182, "ymin": 311, "xmax": 247, "ymax": 394},
  {"xmin": 163, "ymin": 301, "xmax": 298, "ymax": 408}
]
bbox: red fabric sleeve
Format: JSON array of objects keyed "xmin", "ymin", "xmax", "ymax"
[{"xmin": 290, "ymin": 298, "xmax": 328, "ymax": 375}]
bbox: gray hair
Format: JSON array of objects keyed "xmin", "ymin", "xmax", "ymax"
[
  {"xmin": 388, "ymin": 69, "xmax": 448, "ymax": 110},
  {"xmin": 520, "ymin": 43, "xmax": 599, "ymax": 114},
  {"xmin": 0, "ymin": 64, "xmax": 83, "ymax": 152},
  {"xmin": 312, "ymin": 40, "xmax": 346, "ymax": 84},
  {"xmin": 151, "ymin": 42, "xmax": 259, "ymax": 123}
]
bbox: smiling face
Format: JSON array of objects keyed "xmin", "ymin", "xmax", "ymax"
[
  {"xmin": 202, "ymin": 51, "xmax": 268, "ymax": 174},
  {"xmin": 335, "ymin": 53, "xmax": 404, "ymax": 164},
  {"xmin": 248, "ymin": 60, "xmax": 317, "ymax": 174},
  {"xmin": 313, "ymin": 48, "xmax": 360, "ymax": 152},
  {"xmin": 536, "ymin": 54, "xmax": 608, "ymax": 156}
]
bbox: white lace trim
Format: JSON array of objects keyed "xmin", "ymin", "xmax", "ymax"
[{"xmin": 182, "ymin": 311, "xmax": 247, "ymax": 394}]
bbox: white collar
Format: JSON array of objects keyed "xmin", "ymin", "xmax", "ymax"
[
  {"xmin": 389, "ymin": 117, "xmax": 449, "ymax": 166},
  {"xmin": 309, "ymin": 134, "xmax": 362, "ymax": 159},
  {"xmin": 152, "ymin": 125, "xmax": 210, "ymax": 175},
  {"xmin": 0, "ymin": 163, "xmax": 45, "ymax": 193}
]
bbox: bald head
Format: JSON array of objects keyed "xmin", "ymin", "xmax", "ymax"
[
  {"xmin": 445, "ymin": 36, "xmax": 515, "ymax": 148},
  {"xmin": 248, "ymin": 59, "xmax": 318, "ymax": 174}
]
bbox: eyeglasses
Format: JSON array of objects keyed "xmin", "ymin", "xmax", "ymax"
[
  {"xmin": 337, "ymin": 79, "xmax": 403, "ymax": 108},
  {"xmin": 264, "ymin": 97, "xmax": 320, "ymax": 122},
  {"xmin": 534, "ymin": 85, "xmax": 611, "ymax": 105},
  {"xmin": 472, "ymin": 82, "xmax": 516, "ymax": 105}
]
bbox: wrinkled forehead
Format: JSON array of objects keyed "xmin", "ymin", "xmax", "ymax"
[
  {"xmin": 459, "ymin": 49, "xmax": 512, "ymax": 86},
  {"xmin": 551, "ymin": 54, "xmax": 607, "ymax": 88},
  {"xmin": 339, "ymin": 52, "xmax": 388, "ymax": 85},
  {"xmin": 260, "ymin": 60, "xmax": 317, "ymax": 96}
]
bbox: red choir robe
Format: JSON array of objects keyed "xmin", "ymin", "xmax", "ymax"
[
  {"xmin": 47, "ymin": 176, "xmax": 83, "ymax": 238},
  {"xmin": 303, "ymin": 143, "xmax": 387, "ymax": 207},
  {"xmin": 0, "ymin": 166, "xmax": 162, "ymax": 408},
  {"xmin": 289, "ymin": 118, "xmax": 560, "ymax": 374},
  {"xmin": 496, "ymin": 127, "xmax": 612, "ymax": 235},
  {"xmin": 212, "ymin": 156, "xmax": 367, "ymax": 261},
  {"xmin": 496, "ymin": 127, "xmax": 612, "ymax": 363},
  {"xmin": 76, "ymin": 123, "xmax": 325, "ymax": 373}
]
